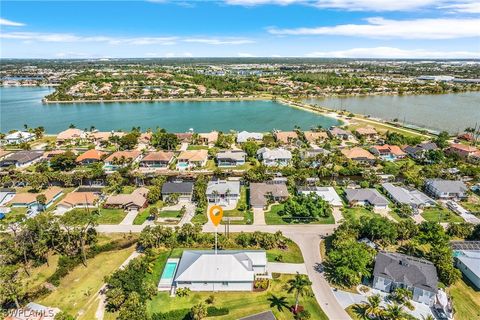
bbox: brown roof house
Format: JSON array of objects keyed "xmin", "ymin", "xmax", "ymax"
[
  {"xmin": 57, "ymin": 192, "xmax": 99, "ymax": 211},
  {"xmin": 76, "ymin": 149, "xmax": 107, "ymax": 165},
  {"xmin": 177, "ymin": 150, "xmax": 208, "ymax": 170},
  {"xmin": 9, "ymin": 187, "xmax": 63, "ymax": 211},
  {"xmin": 198, "ymin": 131, "xmax": 219, "ymax": 145},
  {"xmin": 303, "ymin": 131, "xmax": 328, "ymax": 144},
  {"xmin": 274, "ymin": 131, "xmax": 298, "ymax": 145},
  {"xmin": 103, "ymin": 150, "xmax": 142, "ymax": 171},
  {"xmin": 341, "ymin": 147, "xmax": 376, "ymax": 165},
  {"xmin": 140, "ymin": 151, "xmax": 175, "ymax": 170},
  {"xmin": 104, "ymin": 187, "xmax": 149, "ymax": 211},
  {"xmin": 355, "ymin": 126, "xmax": 378, "ymax": 139},
  {"xmin": 250, "ymin": 182, "xmax": 289, "ymax": 209},
  {"xmin": 56, "ymin": 128, "xmax": 85, "ymax": 144}
]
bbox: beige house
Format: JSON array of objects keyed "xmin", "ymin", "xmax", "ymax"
[
  {"xmin": 104, "ymin": 187, "xmax": 149, "ymax": 211},
  {"xmin": 177, "ymin": 150, "xmax": 208, "ymax": 170}
]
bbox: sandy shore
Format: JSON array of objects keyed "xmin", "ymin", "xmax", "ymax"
[{"xmin": 43, "ymin": 96, "xmax": 271, "ymax": 104}]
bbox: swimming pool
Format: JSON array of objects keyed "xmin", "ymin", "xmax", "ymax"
[{"xmin": 158, "ymin": 258, "xmax": 179, "ymax": 290}]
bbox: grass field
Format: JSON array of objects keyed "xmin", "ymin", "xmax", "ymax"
[
  {"xmin": 97, "ymin": 208, "xmax": 127, "ymax": 224},
  {"xmin": 187, "ymin": 145, "xmax": 209, "ymax": 150},
  {"xmin": 220, "ymin": 187, "xmax": 253, "ymax": 225},
  {"xmin": 159, "ymin": 210, "xmax": 182, "ymax": 218},
  {"xmin": 265, "ymin": 203, "xmax": 335, "ymax": 225},
  {"xmin": 447, "ymin": 277, "xmax": 480, "ymax": 320},
  {"xmin": 421, "ymin": 206, "xmax": 463, "ymax": 223},
  {"xmin": 341, "ymin": 207, "xmax": 378, "ymax": 221},
  {"xmin": 134, "ymin": 200, "xmax": 164, "ymax": 225}
]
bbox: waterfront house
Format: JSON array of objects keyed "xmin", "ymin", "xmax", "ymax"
[
  {"xmin": 341, "ymin": 147, "xmax": 376, "ymax": 165},
  {"xmin": 424, "ymin": 179, "xmax": 468, "ymax": 200},
  {"xmin": 206, "ymin": 180, "xmax": 241, "ymax": 205},
  {"xmin": 198, "ymin": 131, "xmax": 219, "ymax": 145},
  {"xmin": 87, "ymin": 131, "xmax": 125, "ymax": 144},
  {"xmin": 328, "ymin": 127, "xmax": 353, "ymax": 140},
  {"xmin": 403, "ymin": 142, "xmax": 438, "ymax": 161},
  {"xmin": 303, "ymin": 131, "xmax": 328, "ymax": 144},
  {"xmin": 382, "ymin": 183, "xmax": 436, "ymax": 210},
  {"xmin": 56, "ymin": 128, "xmax": 85, "ymax": 144},
  {"xmin": 257, "ymin": 147, "xmax": 292, "ymax": 167},
  {"xmin": 250, "ymin": 182, "xmax": 289, "ymax": 209},
  {"xmin": 175, "ymin": 132, "xmax": 194, "ymax": 143},
  {"xmin": 162, "ymin": 181, "xmax": 194, "ymax": 202},
  {"xmin": 373, "ymin": 251, "xmax": 438, "ymax": 305},
  {"xmin": 0, "ymin": 151, "xmax": 44, "ymax": 168},
  {"xmin": 216, "ymin": 150, "xmax": 247, "ymax": 167},
  {"xmin": 370, "ymin": 144, "xmax": 407, "ymax": 161},
  {"xmin": 236, "ymin": 131, "xmax": 263, "ymax": 143},
  {"xmin": 9, "ymin": 187, "xmax": 63, "ymax": 211},
  {"xmin": 355, "ymin": 126, "xmax": 378, "ymax": 140},
  {"xmin": 139, "ymin": 151, "xmax": 174, "ymax": 169},
  {"xmin": 173, "ymin": 250, "xmax": 267, "ymax": 292},
  {"xmin": 103, "ymin": 150, "xmax": 142, "ymax": 171},
  {"xmin": 455, "ymin": 250, "xmax": 480, "ymax": 289},
  {"xmin": 3, "ymin": 131, "xmax": 35, "ymax": 145},
  {"xmin": 274, "ymin": 131, "xmax": 298, "ymax": 145},
  {"xmin": 139, "ymin": 132, "xmax": 152, "ymax": 145},
  {"xmin": 446, "ymin": 143, "xmax": 479, "ymax": 160},
  {"xmin": 104, "ymin": 187, "xmax": 149, "ymax": 211},
  {"xmin": 176, "ymin": 150, "xmax": 208, "ymax": 170},
  {"xmin": 76, "ymin": 149, "xmax": 107, "ymax": 165},
  {"xmin": 57, "ymin": 192, "xmax": 99, "ymax": 211},
  {"xmin": 297, "ymin": 186, "xmax": 343, "ymax": 207},
  {"xmin": 344, "ymin": 188, "xmax": 389, "ymax": 209}
]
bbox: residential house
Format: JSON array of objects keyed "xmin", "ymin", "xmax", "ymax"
[
  {"xmin": 216, "ymin": 150, "xmax": 247, "ymax": 167},
  {"xmin": 140, "ymin": 151, "xmax": 175, "ymax": 169},
  {"xmin": 344, "ymin": 188, "xmax": 389, "ymax": 209},
  {"xmin": 57, "ymin": 192, "xmax": 99, "ymax": 211},
  {"xmin": 403, "ymin": 142, "xmax": 438, "ymax": 160},
  {"xmin": 173, "ymin": 250, "xmax": 267, "ymax": 291},
  {"xmin": 76, "ymin": 149, "xmax": 107, "ymax": 165},
  {"xmin": 3, "ymin": 131, "xmax": 35, "ymax": 145},
  {"xmin": 177, "ymin": 150, "xmax": 208, "ymax": 170},
  {"xmin": 303, "ymin": 131, "xmax": 328, "ymax": 144},
  {"xmin": 104, "ymin": 187, "xmax": 149, "ymax": 211},
  {"xmin": 43, "ymin": 150, "xmax": 68, "ymax": 162},
  {"xmin": 0, "ymin": 151, "xmax": 44, "ymax": 168},
  {"xmin": 372, "ymin": 251, "xmax": 438, "ymax": 305},
  {"xmin": 103, "ymin": 150, "xmax": 142, "ymax": 171},
  {"xmin": 424, "ymin": 179, "xmax": 468, "ymax": 200},
  {"xmin": 9, "ymin": 187, "xmax": 63, "ymax": 211},
  {"xmin": 341, "ymin": 147, "xmax": 376, "ymax": 165},
  {"xmin": 355, "ymin": 127, "xmax": 378, "ymax": 140},
  {"xmin": 87, "ymin": 131, "xmax": 125, "ymax": 145},
  {"xmin": 199, "ymin": 131, "xmax": 219, "ymax": 145},
  {"xmin": 56, "ymin": 128, "xmax": 85, "ymax": 144},
  {"xmin": 274, "ymin": 131, "xmax": 298, "ymax": 145},
  {"xmin": 239, "ymin": 311, "xmax": 276, "ymax": 320},
  {"xmin": 256, "ymin": 147, "xmax": 292, "ymax": 167},
  {"xmin": 236, "ymin": 131, "xmax": 263, "ymax": 143},
  {"xmin": 206, "ymin": 180, "xmax": 241, "ymax": 205},
  {"xmin": 250, "ymin": 182, "xmax": 289, "ymax": 209},
  {"xmin": 446, "ymin": 143, "xmax": 479, "ymax": 159},
  {"xmin": 455, "ymin": 250, "xmax": 480, "ymax": 289},
  {"xmin": 5, "ymin": 302, "xmax": 60, "ymax": 320},
  {"xmin": 162, "ymin": 181, "xmax": 194, "ymax": 202},
  {"xmin": 370, "ymin": 144, "xmax": 407, "ymax": 161},
  {"xmin": 0, "ymin": 188, "xmax": 15, "ymax": 206},
  {"xmin": 382, "ymin": 183, "xmax": 436, "ymax": 210},
  {"xmin": 297, "ymin": 186, "xmax": 343, "ymax": 207},
  {"xmin": 328, "ymin": 127, "xmax": 353, "ymax": 140},
  {"xmin": 175, "ymin": 132, "xmax": 193, "ymax": 143}
]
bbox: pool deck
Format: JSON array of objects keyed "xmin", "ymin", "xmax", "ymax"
[{"xmin": 158, "ymin": 258, "xmax": 180, "ymax": 291}]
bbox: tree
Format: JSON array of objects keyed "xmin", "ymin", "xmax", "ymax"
[
  {"xmin": 362, "ymin": 294, "xmax": 383, "ymax": 318},
  {"xmin": 118, "ymin": 292, "xmax": 148, "ymax": 320},
  {"xmin": 287, "ymin": 272, "xmax": 312, "ymax": 313},
  {"xmin": 190, "ymin": 302, "xmax": 208, "ymax": 320},
  {"xmin": 50, "ymin": 151, "xmax": 77, "ymax": 171},
  {"xmin": 383, "ymin": 304, "xmax": 407, "ymax": 320},
  {"xmin": 242, "ymin": 141, "xmax": 259, "ymax": 157},
  {"xmin": 150, "ymin": 129, "xmax": 179, "ymax": 150},
  {"xmin": 435, "ymin": 131, "xmax": 450, "ymax": 149},
  {"xmin": 268, "ymin": 294, "xmax": 289, "ymax": 311},
  {"xmin": 118, "ymin": 131, "xmax": 140, "ymax": 150},
  {"xmin": 0, "ymin": 264, "xmax": 25, "ymax": 309},
  {"xmin": 36, "ymin": 194, "xmax": 47, "ymax": 211},
  {"xmin": 282, "ymin": 194, "xmax": 332, "ymax": 220}
]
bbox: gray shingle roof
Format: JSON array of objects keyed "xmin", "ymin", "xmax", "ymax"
[
  {"xmin": 374, "ymin": 251, "xmax": 438, "ymax": 293},
  {"xmin": 239, "ymin": 311, "xmax": 277, "ymax": 320},
  {"xmin": 382, "ymin": 183, "xmax": 435, "ymax": 207},
  {"xmin": 250, "ymin": 182, "xmax": 289, "ymax": 207},
  {"xmin": 162, "ymin": 182, "xmax": 194, "ymax": 194},
  {"xmin": 425, "ymin": 179, "xmax": 468, "ymax": 194},
  {"xmin": 345, "ymin": 188, "xmax": 389, "ymax": 206},
  {"xmin": 1, "ymin": 150, "xmax": 43, "ymax": 164}
]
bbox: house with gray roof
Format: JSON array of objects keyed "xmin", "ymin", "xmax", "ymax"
[
  {"xmin": 237, "ymin": 131, "xmax": 263, "ymax": 143},
  {"xmin": 173, "ymin": 250, "xmax": 267, "ymax": 292},
  {"xmin": 404, "ymin": 142, "xmax": 438, "ymax": 160},
  {"xmin": 161, "ymin": 181, "xmax": 194, "ymax": 202},
  {"xmin": 216, "ymin": 150, "xmax": 247, "ymax": 167},
  {"xmin": 373, "ymin": 251, "xmax": 438, "ymax": 305},
  {"xmin": 424, "ymin": 179, "xmax": 468, "ymax": 200},
  {"xmin": 250, "ymin": 182, "xmax": 289, "ymax": 209},
  {"xmin": 256, "ymin": 147, "xmax": 292, "ymax": 167},
  {"xmin": 240, "ymin": 311, "xmax": 276, "ymax": 320},
  {"xmin": 382, "ymin": 183, "xmax": 436, "ymax": 210},
  {"xmin": 345, "ymin": 188, "xmax": 389, "ymax": 209},
  {"xmin": 455, "ymin": 250, "xmax": 480, "ymax": 289},
  {"xmin": 206, "ymin": 180, "xmax": 241, "ymax": 205},
  {"xmin": 0, "ymin": 151, "xmax": 43, "ymax": 168}
]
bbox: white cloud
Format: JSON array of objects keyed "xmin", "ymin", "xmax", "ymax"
[
  {"xmin": 0, "ymin": 18, "xmax": 25, "ymax": 26},
  {"xmin": 305, "ymin": 46, "xmax": 480, "ymax": 58},
  {"xmin": 440, "ymin": 1, "xmax": 480, "ymax": 13},
  {"xmin": 268, "ymin": 17, "xmax": 480, "ymax": 39},
  {"xmin": 238, "ymin": 52, "xmax": 255, "ymax": 57},
  {"xmin": 184, "ymin": 38, "xmax": 254, "ymax": 45}
]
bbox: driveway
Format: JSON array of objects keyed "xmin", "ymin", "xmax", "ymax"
[
  {"xmin": 332, "ymin": 207, "xmax": 344, "ymax": 224},
  {"xmin": 253, "ymin": 207, "xmax": 266, "ymax": 225},
  {"xmin": 267, "ymin": 262, "xmax": 307, "ymax": 275},
  {"xmin": 120, "ymin": 209, "xmax": 138, "ymax": 225}
]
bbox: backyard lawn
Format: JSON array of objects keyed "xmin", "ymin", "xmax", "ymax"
[
  {"xmin": 341, "ymin": 207, "xmax": 378, "ymax": 221},
  {"xmin": 447, "ymin": 277, "xmax": 480, "ymax": 320},
  {"xmin": 187, "ymin": 145, "xmax": 209, "ymax": 150},
  {"xmin": 421, "ymin": 206, "xmax": 463, "ymax": 223},
  {"xmin": 265, "ymin": 203, "xmax": 335, "ymax": 225}
]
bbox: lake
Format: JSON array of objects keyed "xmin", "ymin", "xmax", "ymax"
[
  {"xmin": 304, "ymin": 92, "xmax": 480, "ymax": 134},
  {"xmin": 0, "ymin": 87, "xmax": 340, "ymax": 134}
]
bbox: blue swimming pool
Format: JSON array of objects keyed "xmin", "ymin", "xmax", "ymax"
[{"xmin": 161, "ymin": 261, "xmax": 178, "ymax": 281}]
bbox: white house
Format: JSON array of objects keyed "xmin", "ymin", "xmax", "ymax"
[
  {"xmin": 4, "ymin": 131, "xmax": 35, "ymax": 145},
  {"xmin": 455, "ymin": 250, "xmax": 480, "ymax": 289},
  {"xmin": 173, "ymin": 250, "xmax": 267, "ymax": 292},
  {"xmin": 237, "ymin": 131, "xmax": 263, "ymax": 143},
  {"xmin": 382, "ymin": 183, "xmax": 436, "ymax": 210},
  {"xmin": 424, "ymin": 179, "xmax": 468, "ymax": 200},
  {"xmin": 216, "ymin": 150, "xmax": 247, "ymax": 167},
  {"xmin": 206, "ymin": 180, "xmax": 241, "ymax": 205},
  {"xmin": 297, "ymin": 186, "xmax": 343, "ymax": 207},
  {"xmin": 257, "ymin": 147, "xmax": 292, "ymax": 167}
]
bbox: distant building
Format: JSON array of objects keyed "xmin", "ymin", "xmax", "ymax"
[
  {"xmin": 161, "ymin": 181, "xmax": 194, "ymax": 202},
  {"xmin": 56, "ymin": 128, "xmax": 85, "ymax": 144},
  {"xmin": 370, "ymin": 145, "xmax": 407, "ymax": 161},
  {"xmin": 345, "ymin": 188, "xmax": 389, "ymax": 209},
  {"xmin": 373, "ymin": 251, "xmax": 438, "ymax": 305},
  {"xmin": 257, "ymin": 147, "xmax": 292, "ymax": 167},
  {"xmin": 237, "ymin": 131, "xmax": 263, "ymax": 143},
  {"xmin": 403, "ymin": 142, "xmax": 438, "ymax": 161},
  {"xmin": 328, "ymin": 127, "xmax": 353, "ymax": 140},
  {"xmin": 198, "ymin": 131, "xmax": 219, "ymax": 145},
  {"xmin": 446, "ymin": 143, "xmax": 479, "ymax": 160},
  {"xmin": 206, "ymin": 180, "xmax": 241, "ymax": 205},
  {"xmin": 303, "ymin": 131, "xmax": 328, "ymax": 144},
  {"xmin": 424, "ymin": 179, "xmax": 468, "ymax": 200},
  {"xmin": 216, "ymin": 150, "xmax": 247, "ymax": 167},
  {"xmin": 455, "ymin": 250, "xmax": 480, "ymax": 289},
  {"xmin": 382, "ymin": 183, "xmax": 436, "ymax": 210},
  {"xmin": 57, "ymin": 192, "xmax": 99, "ymax": 211},
  {"xmin": 0, "ymin": 151, "xmax": 44, "ymax": 168},
  {"xmin": 9, "ymin": 187, "xmax": 63, "ymax": 211},
  {"xmin": 250, "ymin": 182, "xmax": 289, "ymax": 209},
  {"xmin": 3, "ymin": 131, "xmax": 35, "ymax": 145},
  {"xmin": 355, "ymin": 127, "xmax": 378, "ymax": 140},
  {"xmin": 103, "ymin": 150, "xmax": 142, "ymax": 171},
  {"xmin": 297, "ymin": 186, "xmax": 343, "ymax": 207}
]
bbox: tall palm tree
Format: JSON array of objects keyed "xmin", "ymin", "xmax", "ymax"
[
  {"xmin": 287, "ymin": 272, "xmax": 312, "ymax": 312},
  {"xmin": 383, "ymin": 304, "xmax": 407, "ymax": 320},
  {"xmin": 362, "ymin": 294, "xmax": 383, "ymax": 318},
  {"xmin": 268, "ymin": 294, "xmax": 289, "ymax": 311}
]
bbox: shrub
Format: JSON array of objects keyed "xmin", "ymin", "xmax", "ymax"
[
  {"xmin": 206, "ymin": 306, "xmax": 229, "ymax": 317},
  {"xmin": 272, "ymin": 272, "xmax": 281, "ymax": 279},
  {"xmin": 205, "ymin": 295, "xmax": 215, "ymax": 304},
  {"xmin": 152, "ymin": 309, "xmax": 191, "ymax": 320},
  {"xmin": 176, "ymin": 287, "xmax": 191, "ymax": 297},
  {"xmin": 274, "ymin": 254, "xmax": 284, "ymax": 262},
  {"xmin": 295, "ymin": 310, "xmax": 311, "ymax": 320},
  {"xmin": 253, "ymin": 279, "xmax": 269, "ymax": 290}
]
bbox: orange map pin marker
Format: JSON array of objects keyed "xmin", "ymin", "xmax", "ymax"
[{"xmin": 209, "ymin": 205, "xmax": 223, "ymax": 226}]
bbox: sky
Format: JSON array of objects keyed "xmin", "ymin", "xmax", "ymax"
[{"xmin": 0, "ymin": 0, "xmax": 479, "ymax": 59}]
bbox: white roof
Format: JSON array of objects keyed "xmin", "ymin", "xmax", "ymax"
[
  {"xmin": 5, "ymin": 131, "xmax": 35, "ymax": 140},
  {"xmin": 457, "ymin": 251, "xmax": 480, "ymax": 276},
  {"xmin": 298, "ymin": 186, "xmax": 343, "ymax": 206},
  {"xmin": 237, "ymin": 131, "xmax": 263, "ymax": 142},
  {"xmin": 174, "ymin": 250, "xmax": 266, "ymax": 282},
  {"xmin": 382, "ymin": 183, "xmax": 436, "ymax": 207},
  {"xmin": 206, "ymin": 180, "xmax": 240, "ymax": 195},
  {"xmin": 257, "ymin": 147, "xmax": 292, "ymax": 160}
]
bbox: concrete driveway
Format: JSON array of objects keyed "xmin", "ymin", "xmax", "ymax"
[
  {"xmin": 253, "ymin": 207, "xmax": 266, "ymax": 225},
  {"xmin": 267, "ymin": 262, "xmax": 307, "ymax": 275},
  {"xmin": 120, "ymin": 209, "xmax": 138, "ymax": 225}
]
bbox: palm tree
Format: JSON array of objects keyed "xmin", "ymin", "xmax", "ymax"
[
  {"xmin": 362, "ymin": 294, "xmax": 383, "ymax": 318},
  {"xmin": 268, "ymin": 294, "xmax": 289, "ymax": 311},
  {"xmin": 190, "ymin": 302, "xmax": 207, "ymax": 320},
  {"xmin": 287, "ymin": 272, "xmax": 312, "ymax": 313},
  {"xmin": 383, "ymin": 304, "xmax": 407, "ymax": 320}
]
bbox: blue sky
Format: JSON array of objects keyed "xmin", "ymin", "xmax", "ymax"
[{"xmin": 1, "ymin": 0, "xmax": 479, "ymax": 58}]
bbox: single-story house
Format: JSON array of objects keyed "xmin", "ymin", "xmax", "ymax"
[
  {"xmin": 446, "ymin": 143, "xmax": 479, "ymax": 159},
  {"xmin": 216, "ymin": 150, "xmax": 247, "ymax": 167},
  {"xmin": 237, "ymin": 131, "xmax": 263, "ymax": 143},
  {"xmin": 0, "ymin": 151, "xmax": 44, "ymax": 168},
  {"xmin": 403, "ymin": 142, "xmax": 438, "ymax": 160},
  {"xmin": 257, "ymin": 147, "xmax": 292, "ymax": 167},
  {"xmin": 250, "ymin": 182, "xmax": 289, "ymax": 209},
  {"xmin": 140, "ymin": 151, "xmax": 175, "ymax": 169},
  {"xmin": 239, "ymin": 311, "xmax": 277, "ymax": 320},
  {"xmin": 455, "ymin": 250, "xmax": 480, "ymax": 289},
  {"xmin": 297, "ymin": 186, "xmax": 343, "ymax": 207},
  {"xmin": 370, "ymin": 144, "xmax": 407, "ymax": 160},
  {"xmin": 206, "ymin": 180, "xmax": 241, "ymax": 205},
  {"xmin": 303, "ymin": 131, "xmax": 328, "ymax": 144},
  {"xmin": 274, "ymin": 131, "xmax": 298, "ymax": 144},
  {"xmin": 56, "ymin": 128, "xmax": 85, "ymax": 144},
  {"xmin": 344, "ymin": 188, "xmax": 389, "ymax": 209},
  {"xmin": 104, "ymin": 187, "xmax": 149, "ymax": 211},
  {"xmin": 424, "ymin": 179, "xmax": 468, "ymax": 200},
  {"xmin": 87, "ymin": 131, "xmax": 125, "ymax": 144},
  {"xmin": 173, "ymin": 250, "xmax": 267, "ymax": 292},
  {"xmin": 382, "ymin": 183, "xmax": 436, "ymax": 210},
  {"xmin": 5, "ymin": 302, "xmax": 60, "ymax": 320},
  {"xmin": 57, "ymin": 192, "xmax": 99, "ymax": 210},
  {"xmin": 198, "ymin": 131, "xmax": 219, "ymax": 145},
  {"xmin": 302, "ymin": 147, "xmax": 330, "ymax": 159},
  {"xmin": 175, "ymin": 132, "xmax": 193, "ymax": 143},
  {"xmin": 373, "ymin": 251, "xmax": 438, "ymax": 305},
  {"xmin": 103, "ymin": 150, "xmax": 142, "ymax": 171},
  {"xmin": 177, "ymin": 150, "xmax": 208, "ymax": 170},
  {"xmin": 3, "ymin": 131, "xmax": 35, "ymax": 145},
  {"xmin": 0, "ymin": 188, "xmax": 16, "ymax": 206},
  {"xmin": 341, "ymin": 147, "xmax": 376, "ymax": 165},
  {"xmin": 9, "ymin": 187, "xmax": 63, "ymax": 211},
  {"xmin": 43, "ymin": 150, "xmax": 69, "ymax": 162},
  {"xmin": 76, "ymin": 149, "xmax": 107, "ymax": 165},
  {"xmin": 355, "ymin": 127, "xmax": 378, "ymax": 140},
  {"xmin": 162, "ymin": 181, "xmax": 194, "ymax": 202},
  {"xmin": 328, "ymin": 127, "xmax": 353, "ymax": 140}
]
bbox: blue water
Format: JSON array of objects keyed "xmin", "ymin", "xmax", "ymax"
[
  {"xmin": 161, "ymin": 262, "xmax": 178, "ymax": 280},
  {"xmin": 0, "ymin": 86, "xmax": 341, "ymax": 134}
]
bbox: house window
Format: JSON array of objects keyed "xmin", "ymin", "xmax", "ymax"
[{"xmin": 222, "ymin": 282, "xmax": 229, "ymax": 286}]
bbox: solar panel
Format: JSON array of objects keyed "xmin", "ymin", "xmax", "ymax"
[{"xmin": 450, "ymin": 241, "xmax": 480, "ymax": 251}]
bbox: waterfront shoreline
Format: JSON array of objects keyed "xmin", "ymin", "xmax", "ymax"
[{"xmin": 42, "ymin": 95, "xmax": 271, "ymax": 104}]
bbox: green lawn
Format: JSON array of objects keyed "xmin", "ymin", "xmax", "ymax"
[
  {"xmin": 159, "ymin": 210, "xmax": 182, "ymax": 218},
  {"xmin": 220, "ymin": 187, "xmax": 253, "ymax": 225},
  {"xmin": 134, "ymin": 201, "xmax": 164, "ymax": 225},
  {"xmin": 187, "ymin": 145, "xmax": 209, "ymax": 150},
  {"xmin": 341, "ymin": 207, "xmax": 378, "ymax": 221},
  {"xmin": 191, "ymin": 212, "xmax": 208, "ymax": 225},
  {"xmin": 421, "ymin": 206, "xmax": 463, "ymax": 223},
  {"xmin": 265, "ymin": 203, "xmax": 335, "ymax": 225},
  {"xmin": 447, "ymin": 276, "xmax": 480, "ymax": 320},
  {"xmin": 461, "ymin": 201, "xmax": 480, "ymax": 214},
  {"xmin": 97, "ymin": 208, "xmax": 127, "ymax": 224}
]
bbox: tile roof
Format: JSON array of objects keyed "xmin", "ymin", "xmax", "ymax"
[
  {"xmin": 59, "ymin": 192, "xmax": 98, "ymax": 207},
  {"xmin": 104, "ymin": 150, "xmax": 141, "ymax": 162},
  {"xmin": 341, "ymin": 147, "xmax": 375, "ymax": 160},
  {"xmin": 76, "ymin": 149, "xmax": 107, "ymax": 162},
  {"xmin": 275, "ymin": 131, "xmax": 298, "ymax": 143},
  {"xmin": 177, "ymin": 149, "xmax": 208, "ymax": 162},
  {"xmin": 57, "ymin": 128, "xmax": 84, "ymax": 141},
  {"xmin": 303, "ymin": 131, "xmax": 328, "ymax": 142},
  {"xmin": 141, "ymin": 151, "xmax": 174, "ymax": 162},
  {"xmin": 10, "ymin": 187, "xmax": 63, "ymax": 205}
]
